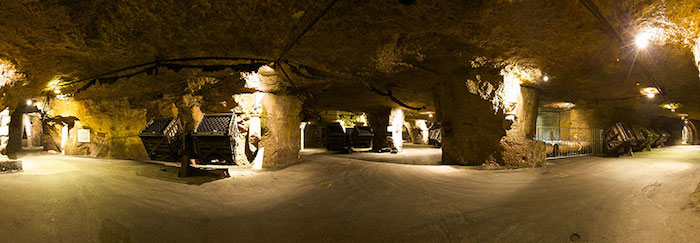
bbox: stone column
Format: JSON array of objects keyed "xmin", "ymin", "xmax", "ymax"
[
  {"xmin": 367, "ymin": 108, "xmax": 391, "ymax": 151},
  {"xmin": 30, "ymin": 115, "xmax": 43, "ymax": 147},
  {"xmin": 404, "ymin": 121, "xmax": 419, "ymax": 144},
  {"xmin": 500, "ymin": 86, "xmax": 546, "ymax": 167},
  {"xmin": 507, "ymin": 86, "xmax": 540, "ymax": 139},
  {"xmin": 433, "ymin": 75, "xmax": 506, "ymax": 166},
  {"xmin": 174, "ymin": 95, "xmax": 201, "ymax": 177},
  {"xmin": 414, "ymin": 119, "xmax": 430, "ymax": 145},
  {"xmin": 259, "ymin": 94, "xmax": 303, "ymax": 168},
  {"xmin": 6, "ymin": 107, "xmax": 23, "ymax": 157},
  {"xmin": 389, "ymin": 108, "xmax": 404, "ymax": 152}
]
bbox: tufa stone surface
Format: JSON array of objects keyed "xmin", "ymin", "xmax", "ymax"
[
  {"xmin": 47, "ymin": 98, "xmax": 149, "ymax": 159},
  {"xmin": 433, "ymin": 67, "xmax": 507, "ymax": 166},
  {"xmin": 259, "ymin": 94, "xmax": 303, "ymax": 168},
  {"xmin": 367, "ymin": 108, "xmax": 391, "ymax": 151},
  {"xmin": 0, "ymin": 159, "xmax": 22, "ymax": 173}
]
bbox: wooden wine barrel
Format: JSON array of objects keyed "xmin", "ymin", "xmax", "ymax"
[
  {"xmin": 545, "ymin": 142, "xmax": 557, "ymax": 154},
  {"xmin": 555, "ymin": 141, "xmax": 591, "ymax": 154}
]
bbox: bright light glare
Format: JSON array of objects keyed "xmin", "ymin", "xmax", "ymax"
[
  {"xmin": 543, "ymin": 75, "xmax": 549, "ymax": 82},
  {"xmin": 640, "ymin": 87, "xmax": 659, "ymax": 99},
  {"xmin": 26, "ymin": 100, "xmax": 33, "ymax": 106},
  {"xmin": 635, "ymin": 32, "xmax": 650, "ymax": 49},
  {"xmin": 242, "ymin": 72, "xmax": 261, "ymax": 89}
]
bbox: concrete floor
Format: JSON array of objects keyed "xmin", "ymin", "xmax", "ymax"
[{"xmin": 0, "ymin": 146, "xmax": 698, "ymax": 242}]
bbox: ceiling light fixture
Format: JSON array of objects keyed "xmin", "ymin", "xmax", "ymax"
[
  {"xmin": 639, "ymin": 87, "xmax": 659, "ymax": 99},
  {"xmin": 635, "ymin": 32, "xmax": 650, "ymax": 49},
  {"xmin": 661, "ymin": 102, "xmax": 679, "ymax": 112}
]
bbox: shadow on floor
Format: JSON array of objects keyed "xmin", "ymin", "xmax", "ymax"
[{"xmin": 134, "ymin": 164, "xmax": 228, "ymax": 185}]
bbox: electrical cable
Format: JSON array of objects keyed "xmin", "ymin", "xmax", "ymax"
[
  {"xmin": 275, "ymin": 0, "xmax": 340, "ymax": 63},
  {"xmin": 577, "ymin": 0, "xmax": 673, "ymax": 106}
]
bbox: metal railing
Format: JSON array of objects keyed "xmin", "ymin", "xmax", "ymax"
[{"xmin": 536, "ymin": 126, "xmax": 604, "ymax": 159}]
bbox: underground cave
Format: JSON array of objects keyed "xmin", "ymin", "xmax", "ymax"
[{"xmin": 0, "ymin": 0, "xmax": 699, "ymax": 242}]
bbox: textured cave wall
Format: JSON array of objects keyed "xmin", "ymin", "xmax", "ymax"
[
  {"xmin": 653, "ymin": 117, "xmax": 686, "ymax": 145},
  {"xmin": 688, "ymin": 119, "xmax": 700, "ymax": 145},
  {"xmin": 506, "ymin": 86, "xmax": 540, "ymax": 139},
  {"xmin": 47, "ymin": 98, "xmax": 148, "ymax": 159},
  {"xmin": 434, "ymin": 65, "xmax": 546, "ymax": 167},
  {"xmin": 232, "ymin": 93, "xmax": 261, "ymax": 166},
  {"xmin": 404, "ymin": 121, "xmax": 419, "ymax": 144},
  {"xmin": 367, "ymin": 108, "xmax": 391, "ymax": 151},
  {"xmin": 3, "ymin": 0, "xmax": 700, "ymax": 123},
  {"xmin": 433, "ymin": 66, "xmax": 507, "ymax": 166},
  {"xmin": 302, "ymin": 123, "xmax": 323, "ymax": 148},
  {"xmin": 259, "ymin": 94, "xmax": 303, "ymax": 168},
  {"xmin": 502, "ymin": 86, "xmax": 546, "ymax": 167},
  {"xmin": 389, "ymin": 108, "xmax": 404, "ymax": 151},
  {"xmin": 28, "ymin": 114, "xmax": 42, "ymax": 147},
  {"xmin": 6, "ymin": 108, "xmax": 23, "ymax": 156},
  {"xmin": 559, "ymin": 106, "xmax": 653, "ymax": 131}
]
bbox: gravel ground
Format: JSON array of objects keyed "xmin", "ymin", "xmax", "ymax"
[{"xmin": 0, "ymin": 146, "xmax": 698, "ymax": 242}]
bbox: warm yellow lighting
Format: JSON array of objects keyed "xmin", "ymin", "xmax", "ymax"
[
  {"xmin": 635, "ymin": 32, "xmax": 650, "ymax": 49},
  {"xmin": 242, "ymin": 72, "xmax": 262, "ymax": 89},
  {"xmin": 258, "ymin": 65, "xmax": 275, "ymax": 76},
  {"xmin": 640, "ymin": 87, "xmax": 659, "ymax": 99},
  {"xmin": 428, "ymin": 114, "xmax": 433, "ymax": 118},
  {"xmin": 299, "ymin": 122, "xmax": 307, "ymax": 151},
  {"xmin": 358, "ymin": 113, "xmax": 368, "ymax": 126},
  {"xmin": 26, "ymin": 100, "xmax": 33, "ymax": 106},
  {"xmin": 45, "ymin": 76, "xmax": 70, "ymax": 94},
  {"xmin": 390, "ymin": 108, "xmax": 404, "ymax": 152},
  {"xmin": 694, "ymin": 38, "xmax": 700, "ymax": 75},
  {"xmin": 0, "ymin": 59, "xmax": 24, "ymax": 87},
  {"xmin": 61, "ymin": 125, "xmax": 69, "ymax": 155},
  {"xmin": 23, "ymin": 115, "xmax": 32, "ymax": 142},
  {"xmin": 415, "ymin": 119, "xmax": 430, "ymax": 144},
  {"xmin": 543, "ymin": 102, "xmax": 575, "ymax": 110},
  {"xmin": 543, "ymin": 75, "xmax": 549, "ymax": 82},
  {"xmin": 336, "ymin": 120, "xmax": 346, "ymax": 133},
  {"xmin": 503, "ymin": 72, "xmax": 521, "ymax": 105},
  {"xmin": 661, "ymin": 102, "xmax": 679, "ymax": 112},
  {"xmin": 251, "ymin": 147, "xmax": 264, "ymax": 170}
]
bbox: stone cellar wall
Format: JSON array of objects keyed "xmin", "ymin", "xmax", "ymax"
[{"xmin": 46, "ymin": 98, "xmax": 149, "ymax": 159}]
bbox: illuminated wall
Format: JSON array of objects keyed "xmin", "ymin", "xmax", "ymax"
[
  {"xmin": 694, "ymin": 38, "xmax": 700, "ymax": 75},
  {"xmin": 44, "ymin": 98, "xmax": 149, "ymax": 159},
  {"xmin": 389, "ymin": 108, "xmax": 404, "ymax": 151}
]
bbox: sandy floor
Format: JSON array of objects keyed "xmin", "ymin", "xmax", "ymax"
[
  {"xmin": 0, "ymin": 146, "xmax": 698, "ymax": 242},
  {"xmin": 305, "ymin": 143, "xmax": 443, "ymax": 165}
]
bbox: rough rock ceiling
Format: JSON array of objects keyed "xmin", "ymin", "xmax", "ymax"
[{"xmin": 1, "ymin": 0, "xmax": 699, "ymax": 117}]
